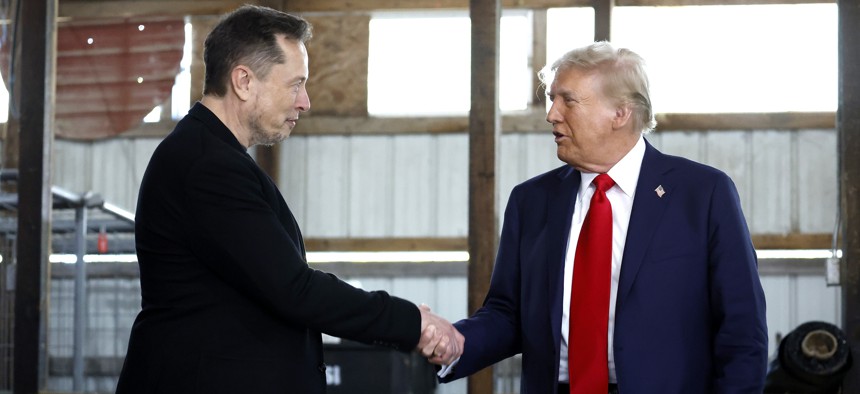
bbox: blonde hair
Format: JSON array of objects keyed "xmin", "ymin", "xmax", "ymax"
[{"xmin": 539, "ymin": 41, "xmax": 656, "ymax": 133}]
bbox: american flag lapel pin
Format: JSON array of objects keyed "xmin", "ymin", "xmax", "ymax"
[{"xmin": 655, "ymin": 185, "xmax": 666, "ymax": 198}]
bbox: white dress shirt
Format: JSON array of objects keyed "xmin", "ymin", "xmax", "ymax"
[{"xmin": 558, "ymin": 135, "xmax": 645, "ymax": 384}]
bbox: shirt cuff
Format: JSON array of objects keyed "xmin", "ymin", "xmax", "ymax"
[{"xmin": 436, "ymin": 357, "xmax": 460, "ymax": 378}]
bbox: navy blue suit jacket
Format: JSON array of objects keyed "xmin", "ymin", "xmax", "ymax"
[{"xmin": 441, "ymin": 140, "xmax": 767, "ymax": 393}]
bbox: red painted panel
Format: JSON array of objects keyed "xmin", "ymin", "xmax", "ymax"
[{"xmin": 1, "ymin": 17, "xmax": 184, "ymax": 140}]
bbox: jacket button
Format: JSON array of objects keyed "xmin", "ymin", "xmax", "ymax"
[{"xmin": 318, "ymin": 363, "xmax": 326, "ymax": 372}]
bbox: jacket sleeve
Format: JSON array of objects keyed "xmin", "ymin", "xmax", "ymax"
[
  {"xmin": 183, "ymin": 153, "xmax": 420, "ymax": 351},
  {"xmin": 440, "ymin": 185, "xmax": 525, "ymax": 381},
  {"xmin": 707, "ymin": 174, "xmax": 768, "ymax": 392}
]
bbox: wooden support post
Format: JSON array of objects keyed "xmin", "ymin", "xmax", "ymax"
[
  {"xmin": 13, "ymin": 0, "xmax": 56, "ymax": 392},
  {"xmin": 532, "ymin": 9, "xmax": 547, "ymax": 108},
  {"xmin": 593, "ymin": 0, "xmax": 613, "ymax": 42},
  {"xmin": 189, "ymin": 15, "xmax": 219, "ymax": 105},
  {"xmin": 255, "ymin": 146, "xmax": 281, "ymax": 183},
  {"xmin": 469, "ymin": 0, "xmax": 500, "ymax": 393},
  {"xmin": 839, "ymin": 0, "xmax": 860, "ymax": 392}
]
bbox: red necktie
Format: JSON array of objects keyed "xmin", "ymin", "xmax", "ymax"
[{"xmin": 569, "ymin": 173, "xmax": 615, "ymax": 394}]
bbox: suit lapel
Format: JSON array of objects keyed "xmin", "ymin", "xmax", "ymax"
[
  {"xmin": 547, "ymin": 166, "xmax": 580, "ymax": 350},
  {"xmin": 617, "ymin": 141, "xmax": 674, "ymax": 301}
]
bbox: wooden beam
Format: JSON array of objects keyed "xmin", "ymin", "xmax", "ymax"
[
  {"xmin": 655, "ymin": 112, "xmax": 836, "ymax": 131},
  {"xmin": 531, "ymin": 9, "xmax": 547, "ymax": 108},
  {"xmin": 468, "ymin": 0, "xmax": 501, "ymax": 392},
  {"xmin": 304, "ymin": 237, "xmax": 467, "ymax": 252},
  {"xmin": 45, "ymin": 259, "xmax": 829, "ymax": 280},
  {"xmin": 750, "ymin": 233, "xmax": 834, "ymax": 250},
  {"xmin": 55, "ymin": 0, "xmax": 836, "ymax": 18},
  {"xmin": 593, "ymin": 0, "xmax": 614, "ymax": 41},
  {"xmin": 281, "ymin": 0, "xmax": 833, "ymax": 12},
  {"xmin": 253, "ymin": 145, "xmax": 281, "ymax": 182},
  {"xmin": 189, "ymin": 15, "xmax": 220, "ymax": 105},
  {"xmin": 14, "ymin": 1, "xmax": 56, "ymax": 392},
  {"xmin": 115, "ymin": 111, "xmax": 836, "ymax": 139},
  {"xmin": 59, "ymin": 1, "xmax": 245, "ymax": 18},
  {"xmin": 293, "ymin": 112, "xmax": 837, "ymax": 133},
  {"xmin": 298, "ymin": 234, "xmax": 835, "ymax": 252},
  {"xmin": 291, "ymin": 112, "xmax": 836, "ymax": 134},
  {"xmin": 839, "ymin": 0, "xmax": 860, "ymax": 391}
]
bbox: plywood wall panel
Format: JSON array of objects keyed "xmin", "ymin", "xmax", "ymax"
[{"xmin": 304, "ymin": 14, "xmax": 370, "ymax": 117}]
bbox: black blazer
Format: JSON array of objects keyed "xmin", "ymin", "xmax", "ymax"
[{"xmin": 116, "ymin": 103, "xmax": 420, "ymax": 394}]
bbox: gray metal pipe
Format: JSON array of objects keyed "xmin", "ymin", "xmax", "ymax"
[{"xmin": 73, "ymin": 204, "xmax": 87, "ymax": 391}]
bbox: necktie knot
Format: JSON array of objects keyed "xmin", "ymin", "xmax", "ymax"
[{"xmin": 593, "ymin": 173, "xmax": 615, "ymax": 193}]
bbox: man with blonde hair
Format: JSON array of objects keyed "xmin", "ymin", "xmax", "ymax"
[{"xmin": 438, "ymin": 41, "xmax": 767, "ymax": 393}]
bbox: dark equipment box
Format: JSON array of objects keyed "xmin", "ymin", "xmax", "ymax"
[{"xmin": 323, "ymin": 340, "xmax": 438, "ymax": 394}]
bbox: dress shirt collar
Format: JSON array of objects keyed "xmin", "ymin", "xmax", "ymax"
[{"xmin": 578, "ymin": 135, "xmax": 646, "ymax": 198}]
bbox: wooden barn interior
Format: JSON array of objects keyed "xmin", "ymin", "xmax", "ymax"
[{"xmin": 0, "ymin": 0, "xmax": 858, "ymax": 393}]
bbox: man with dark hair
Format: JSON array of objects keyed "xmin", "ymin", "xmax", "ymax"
[{"xmin": 116, "ymin": 6, "xmax": 462, "ymax": 393}]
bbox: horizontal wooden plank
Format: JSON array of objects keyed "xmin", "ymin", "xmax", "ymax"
[
  {"xmin": 656, "ymin": 112, "xmax": 836, "ymax": 131},
  {"xmin": 752, "ymin": 233, "xmax": 836, "ymax": 250},
  {"xmin": 301, "ymin": 234, "xmax": 834, "ymax": 252},
  {"xmin": 756, "ymin": 258, "xmax": 827, "ymax": 276},
  {"xmin": 253, "ymin": 0, "xmax": 836, "ymax": 13},
  {"xmin": 57, "ymin": 0, "xmax": 835, "ymax": 18},
  {"xmin": 286, "ymin": 112, "xmax": 839, "ymax": 134},
  {"xmin": 48, "ymin": 258, "xmax": 825, "ymax": 281},
  {"xmin": 115, "ymin": 111, "xmax": 837, "ymax": 139},
  {"xmin": 313, "ymin": 261, "xmax": 467, "ymax": 277},
  {"xmin": 304, "ymin": 237, "xmax": 468, "ymax": 251},
  {"xmin": 59, "ymin": 0, "xmax": 246, "ymax": 18}
]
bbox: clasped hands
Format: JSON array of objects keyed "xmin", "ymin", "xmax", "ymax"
[{"xmin": 416, "ymin": 304, "xmax": 464, "ymax": 366}]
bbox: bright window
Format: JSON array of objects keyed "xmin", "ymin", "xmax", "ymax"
[
  {"xmin": 549, "ymin": 4, "xmax": 837, "ymax": 113},
  {"xmin": 546, "ymin": 7, "xmax": 595, "ymax": 68},
  {"xmin": 368, "ymin": 11, "xmax": 532, "ymax": 116}
]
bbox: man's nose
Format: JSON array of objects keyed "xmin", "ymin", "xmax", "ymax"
[
  {"xmin": 546, "ymin": 101, "xmax": 561, "ymax": 124},
  {"xmin": 297, "ymin": 87, "xmax": 311, "ymax": 112}
]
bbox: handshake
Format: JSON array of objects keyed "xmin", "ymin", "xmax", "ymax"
[{"xmin": 415, "ymin": 304, "xmax": 465, "ymax": 366}]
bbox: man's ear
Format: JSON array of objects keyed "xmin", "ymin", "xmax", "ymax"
[
  {"xmin": 231, "ymin": 66, "xmax": 253, "ymax": 101},
  {"xmin": 613, "ymin": 104, "xmax": 633, "ymax": 130}
]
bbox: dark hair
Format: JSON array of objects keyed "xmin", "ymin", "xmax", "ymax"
[{"xmin": 203, "ymin": 5, "xmax": 312, "ymax": 97}]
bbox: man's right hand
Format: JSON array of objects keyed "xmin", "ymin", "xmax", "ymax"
[{"xmin": 416, "ymin": 304, "xmax": 464, "ymax": 366}]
